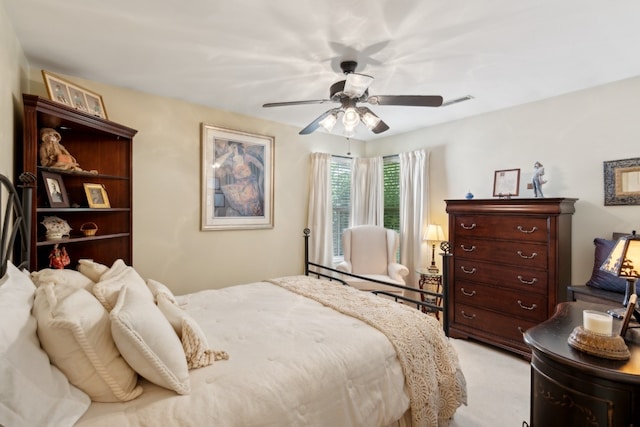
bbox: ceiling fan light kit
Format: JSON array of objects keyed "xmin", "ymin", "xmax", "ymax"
[{"xmin": 263, "ymin": 60, "xmax": 446, "ymax": 137}]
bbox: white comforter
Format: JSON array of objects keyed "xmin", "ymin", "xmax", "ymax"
[{"xmin": 76, "ymin": 280, "xmax": 411, "ymax": 426}]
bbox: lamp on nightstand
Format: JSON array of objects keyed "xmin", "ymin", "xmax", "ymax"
[
  {"xmin": 424, "ymin": 224, "xmax": 445, "ymax": 274},
  {"xmin": 600, "ymin": 230, "xmax": 640, "ymax": 319}
]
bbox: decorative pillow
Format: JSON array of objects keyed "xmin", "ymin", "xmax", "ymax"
[
  {"xmin": 33, "ymin": 282, "xmax": 142, "ymax": 402},
  {"xmin": 157, "ymin": 293, "xmax": 229, "ymax": 369},
  {"xmin": 93, "ymin": 260, "xmax": 154, "ymax": 311},
  {"xmin": 30, "ymin": 268, "xmax": 94, "ymax": 291},
  {"xmin": 585, "ymin": 238, "xmax": 628, "ymax": 293},
  {"xmin": 110, "ymin": 284, "xmax": 190, "ymax": 394},
  {"xmin": 77, "ymin": 259, "xmax": 109, "ymax": 282},
  {"xmin": 147, "ymin": 278, "xmax": 178, "ymax": 304},
  {"xmin": 0, "ymin": 261, "xmax": 90, "ymax": 427}
]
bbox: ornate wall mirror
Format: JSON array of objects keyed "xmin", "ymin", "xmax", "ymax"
[{"xmin": 604, "ymin": 157, "xmax": 640, "ymax": 205}]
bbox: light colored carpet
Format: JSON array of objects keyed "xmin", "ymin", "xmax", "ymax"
[{"xmin": 448, "ymin": 338, "xmax": 530, "ymax": 427}]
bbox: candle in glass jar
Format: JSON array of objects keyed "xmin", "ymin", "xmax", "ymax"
[{"xmin": 583, "ymin": 310, "xmax": 613, "ymax": 335}]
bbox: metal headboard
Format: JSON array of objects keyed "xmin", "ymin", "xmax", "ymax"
[{"xmin": 0, "ymin": 173, "xmax": 34, "ymax": 276}]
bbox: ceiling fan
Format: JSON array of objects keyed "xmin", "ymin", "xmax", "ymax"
[{"xmin": 262, "ymin": 61, "xmax": 445, "ymax": 136}]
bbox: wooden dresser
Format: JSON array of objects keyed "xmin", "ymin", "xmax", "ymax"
[{"xmin": 445, "ymin": 198, "xmax": 577, "ymax": 357}]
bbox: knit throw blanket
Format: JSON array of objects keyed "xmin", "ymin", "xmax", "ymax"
[{"xmin": 267, "ymin": 275, "xmax": 467, "ymax": 427}]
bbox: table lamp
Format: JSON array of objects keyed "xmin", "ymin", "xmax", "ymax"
[
  {"xmin": 424, "ymin": 224, "xmax": 445, "ymax": 273},
  {"xmin": 600, "ymin": 230, "xmax": 640, "ymax": 319}
]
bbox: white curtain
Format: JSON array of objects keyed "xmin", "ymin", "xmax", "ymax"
[
  {"xmin": 350, "ymin": 156, "xmax": 383, "ymax": 226},
  {"xmin": 307, "ymin": 152, "xmax": 334, "ymax": 268},
  {"xmin": 399, "ymin": 149, "xmax": 429, "ymax": 287}
]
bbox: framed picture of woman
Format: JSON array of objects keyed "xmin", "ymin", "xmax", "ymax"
[{"xmin": 200, "ymin": 124, "xmax": 274, "ymax": 230}]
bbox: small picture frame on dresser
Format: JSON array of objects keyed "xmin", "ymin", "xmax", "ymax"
[
  {"xmin": 620, "ymin": 293, "xmax": 637, "ymax": 337},
  {"xmin": 493, "ymin": 168, "xmax": 520, "ymax": 198},
  {"xmin": 41, "ymin": 171, "xmax": 70, "ymax": 208}
]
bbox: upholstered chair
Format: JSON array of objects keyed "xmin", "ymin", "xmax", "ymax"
[{"xmin": 335, "ymin": 225, "xmax": 409, "ymax": 293}]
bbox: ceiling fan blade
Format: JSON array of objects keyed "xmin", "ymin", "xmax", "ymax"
[
  {"xmin": 343, "ymin": 73, "xmax": 374, "ymax": 98},
  {"xmin": 299, "ymin": 109, "xmax": 338, "ymax": 135},
  {"xmin": 367, "ymin": 95, "xmax": 443, "ymax": 107},
  {"xmin": 262, "ymin": 99, "xmax": 333, "ymax": 108},
  {"xmin": 358, "ymin": 107, "xmax": 389, "ymax": 134}
]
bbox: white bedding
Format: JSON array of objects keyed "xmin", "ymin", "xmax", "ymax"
[{"xmin": 76, "ymin": 280, "xmax": 411, "ymax": 427}]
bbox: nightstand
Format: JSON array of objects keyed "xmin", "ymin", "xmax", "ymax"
[
  {"xmin": 416, "ymin": 268, "xmax": 442, "ymax": 319},
  {"xmin": 524, "ymin": 301, "xmax": 640, "ymax": 426}
]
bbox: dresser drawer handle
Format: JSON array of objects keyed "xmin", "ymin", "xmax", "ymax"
[
  {"xmin": 460, "ymin": 266, "xmax": 476, "ymax": 274},
  {"xmin": 517, "ymin": 275, "xmax": 538, "ymax": 285},
  {"xmin": 461, "ymin": 288, "xmax": 476, "ymax": 297},
  {"xmin": 517, "ymin": 225, "xmax": 538, "ymax": 234},
  {"xmin": 460, "ymin": 223, "xmax": 476, "ymax": 230},
  {"xmin": 460, "ymin": 245, "xmax": 476, "ymax": 252},
  {"xmin": 517, "ymin": 250, "xmax": 537, "ymax": 259},
  {"xmin": 518, "ymin": 327, "xmax": 526, "ymax": 335},
  {"xmin": 517, "ymin": 300, "xmax": 537, "ymax": 310},
  {"xmin": 461, "ymin": 310, "xmax": 476, "ymax": 320}
]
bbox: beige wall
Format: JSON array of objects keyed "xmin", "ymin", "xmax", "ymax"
[
  {"xmin": 4, "ymin": 4, "xmax": 639, "ymax": 293},
  {"xmin": 0, "ymin": 3, "xmax": 28, "ymax": 178},
  {"xmin": 366, "ymin": 77, "xmax": 640, "ymax": 285},
  {"xmin": 23, "ymin": 70, "xmax": 365, "ymax": 294}
]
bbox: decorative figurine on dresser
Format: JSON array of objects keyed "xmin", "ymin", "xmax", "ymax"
[{"xmin": 445, "ymin": 197, "xmax": 577, "ymax": 357}]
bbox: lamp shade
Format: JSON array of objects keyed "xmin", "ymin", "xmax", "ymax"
[
  {"xmin": 424, "ymin": 224, "xmax": 445, "ymax": 242},
  {"xmin": 600, "ymin": 232, "xmax": 640, "ymax": 278}
]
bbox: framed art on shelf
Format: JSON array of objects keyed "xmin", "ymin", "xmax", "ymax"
[
  {"xmin": 83, "ymin": 183, "xmax": 110, "ymax": 208},
  {"xmin": 41, "ymin": 171, "xmax": 70, "ymax": 208},
  {"xmin": 42, "ymin": 70, "xmax": 108, "ymax": 119},
  {"xmin": 200, "ymin": 124, "xmax": 274, "ymax": 230},
  {"xmin": 493, "ymin": 168, "xmax": 520, "ymax": 198}
]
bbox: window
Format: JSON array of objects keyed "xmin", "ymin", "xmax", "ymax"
[
  {"xmin": 331, "ymin": 157, "xmax": 351, "ymax": 257},
  {"xmin": 330, "ymin": 155, "xmax": 400, "ymax": 257},
  {"xmin": 383, "ymin": 156, "xmax": 400, "ymax": 234}
]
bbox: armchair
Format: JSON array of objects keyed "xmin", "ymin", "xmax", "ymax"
[{"xmin": 335, "ymin": 225, "xmax": 409, "ymax": 293}]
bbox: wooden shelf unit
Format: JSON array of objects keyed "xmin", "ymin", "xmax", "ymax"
[{"xmin": 19, "ymin": 94, "xmax": 137, "ymax": 271}]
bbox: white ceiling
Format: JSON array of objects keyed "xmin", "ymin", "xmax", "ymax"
[{"xmin": 5, "ymin": 0, "xmax": 640, "ymax": 141}]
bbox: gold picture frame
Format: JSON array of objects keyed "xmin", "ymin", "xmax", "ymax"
[
  {"xmin": 493, "ymin": 168, "xmax": 520, "ymax": 198},
  {"xmin": 200, "ymin": 124, "xmax": 274, "ymax": 230},
  {"xmin": 42, "ymin": 70, "xmax": 108, "ymax": 120},
  {"xmin": 83, "ymin": 183, "xmax": 110, "ymax": 208}
]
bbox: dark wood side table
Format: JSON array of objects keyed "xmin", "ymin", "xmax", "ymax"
[
  {"xmin": 417, "ymin": 268, "xmax": 442, "ymax": 319},
  {"xmin": 523, "ymin": 301, "xmax": 640, "ymax": 427}
]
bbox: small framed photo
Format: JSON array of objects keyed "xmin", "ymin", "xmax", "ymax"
[
  {"xmin": 83, "ymin": 183, "xmax": 110, "ymax": 208},
  {"xmin": 42, "ymin": 70, "xmax": 108, "ymax": 119},
  {"xmin": 620, "ymin": 293, "xmax": 637, "ymax": 337},
  {"xmin": 41, "ymin": 171, "xmax": 70, "ymax": 208},
  {"xmin": 493, "ymin": 168, "xmax": 520, "ymax": 198}
]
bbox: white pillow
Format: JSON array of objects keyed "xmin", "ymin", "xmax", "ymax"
[
  {"xmin": 93, "ymin": 261, "xmax": 153, "ymax": 311},
  {"xmin": 30, "ymin": 268, "xmax": 94, "ymax": 291},
  {"xmin": 147, "ymin": 278, "xmax": 178, "ymax": 304},
  {"xmin": 33, "ymin": 282, "xmax": 142, "ymax": 402},
  {"xmin": 0, "ymin": 261, "xmax": 90, "ymax": 427},
  {"xmin": 77, "ymin": 259, "xmax": 109, "ymax": 282},
  {"xmin": 157, "ymin": 293, "xmax": 229, "ymax": 369},
  {"xmin": 110, "ymin": 284, "xmax": 190, "ymax": 394}
]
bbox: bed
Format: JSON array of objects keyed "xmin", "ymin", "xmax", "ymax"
[{"xmin": 0, "ymin": 172, "xmax": 466, "ymax": 427}]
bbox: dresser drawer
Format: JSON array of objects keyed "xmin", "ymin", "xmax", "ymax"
[
  {"xmin": 454, "ymin": 281, "xmax": 548, "ymax": 322},
  {"xmin": 453, "ymin": 303, "xmax": 538, "ymax": 344},
  {"xmin": 453, "ymin": 237, "xmax": 548, "ymax": 269},
  {"xmin": 454, "ymin": 258, "xmax": 548, "ymax": 294},
  {"xmin": 453, "ymin": 215, "xmax": 549, "ymax": 242}
]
